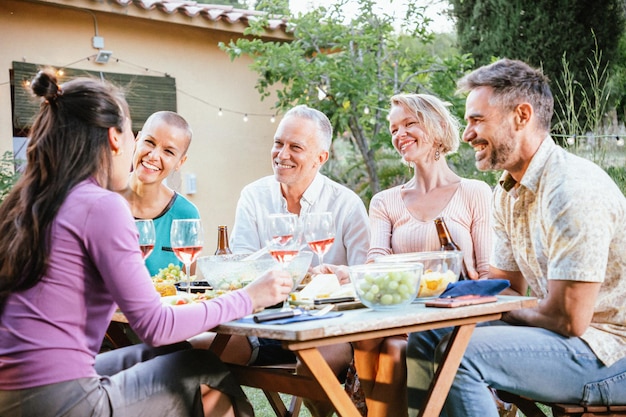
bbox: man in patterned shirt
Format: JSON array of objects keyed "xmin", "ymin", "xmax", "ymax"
[{"xmin": 406, "ymin": 59, "xmax": 626, "ymax": 416}]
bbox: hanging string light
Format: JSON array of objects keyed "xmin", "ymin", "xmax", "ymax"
[
  {"xmin": 20, "ymin": 56, "xmax": 282, "ymax": 123},
  {"xmin": 566, "ymin": 134, "xmax": 576, "ymax": 145},
  {"xmin": 19, "ymin": 57, "xmax": 626, "ymax": 133}
]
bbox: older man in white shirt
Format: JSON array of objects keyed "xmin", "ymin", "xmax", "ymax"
[
  {"xmin": 230, "ymin": 105, "xmax": 369, "ymax": 267},
  {"xmin": 230, "ymin": 104, "xmax": 369, "ymax": 417}
]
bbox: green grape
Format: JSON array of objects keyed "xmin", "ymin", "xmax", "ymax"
[
  {"xmin": 380, "ymin": 294, "xmax": 394, "ymax": 305},
  {"xmin": 153, "ymin": 263, "xmax": 184, "ymax": 282},
  {"xmin": 357, "ymin": 270, "xmax": 420, "ymax": 308}
]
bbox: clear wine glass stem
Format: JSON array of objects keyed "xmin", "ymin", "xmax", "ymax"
[
  {"xmin": 185, "ymin": 262, "xmax": 192, "ymax": 294},
  {"xmin": 280, "ymin": 261, "xmax": 293, "ymax": 311},
  {"xmin": 318, "ymin": 253, "xmax": 324, "ymax": 266}
]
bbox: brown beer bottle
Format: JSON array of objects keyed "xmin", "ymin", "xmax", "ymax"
[
  {"xmin": 214, "ymin": 225, "xmax": 233, "ymax": 255},
  {"xmin": 433, "ymin": 217, "xmax": 468, "ymax": 280}
]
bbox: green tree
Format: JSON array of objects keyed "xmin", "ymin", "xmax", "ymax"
[
  {"xmin": 449, "ymin": 0, "xmax": 625, "ymax": 124},
  {"xmin": 221, "ymin": 0, "xmax": 475, "ymax": 203},
  {"xmin": 210, "ymin": 0, "xmax": 251, "ymax": 8},
  {"xmin": 0, "ymin": 152, "xmax": 20, "ymax": 204},
  {"xmin": 610, "ymin": 31, "xmax": 626, "ymax": 121}
]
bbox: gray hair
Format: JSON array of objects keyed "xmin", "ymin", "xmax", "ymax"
[
  {"xmin": 456, "ymin": 59, "xmax": 553, "ymax": 131},
  {"xmin": 283, "ymin": 105, "xmax": 332, "ymax": 150},
  {"xmin": 390, "ymin": 93, "xmax": 461, "ymax": 154}
]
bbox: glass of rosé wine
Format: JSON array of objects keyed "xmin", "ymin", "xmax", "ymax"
[
  {"xmin": 302, "ymin": 212, "xmax": 335, "ymax": 266},
  {"xmin": 170, "ymin": 219, "xmax": 204, "ymax": 294},
  {"xmin": 135, "ymin": 219, "xmax": 156, "ymax": 260},
  {"xmin": 267, "ymin": 213, "xmax": 303, "ymax": 310}
]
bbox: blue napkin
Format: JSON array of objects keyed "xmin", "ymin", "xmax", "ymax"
[
  {"xmin": 238, "ymin": 312, "xmax": 343, "ymax": 325},
  {"xmin": 439, "ymin": 279, "xmax": 510, "ymax": 298}
]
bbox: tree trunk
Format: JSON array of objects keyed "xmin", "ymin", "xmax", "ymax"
[{"xmin": 348, "ymin": 117, "xmax": 380, "ymax": 196}]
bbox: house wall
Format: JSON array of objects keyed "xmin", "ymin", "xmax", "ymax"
[{"xmin": 0, "ymin": 0, "xmax": 279, "ymax": 251}]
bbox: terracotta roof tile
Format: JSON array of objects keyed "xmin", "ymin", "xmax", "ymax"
[{"xmin": 100, "ymin": 0, "xmax": 289, "ymax": 33}]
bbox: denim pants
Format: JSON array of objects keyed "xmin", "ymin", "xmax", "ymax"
[{"xmin": 406, "ymin": 322, "xmax": 626, "ymax": 417}]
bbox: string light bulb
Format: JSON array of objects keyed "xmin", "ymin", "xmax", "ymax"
[
  {"xmin": 567, "ymin": 135, "xmax": 575, "ymax": 145},
  {"xmin": 317, "ymin": 86, "xmax": 326, "ymax": 100},
  {"xmin": 243, "ymin": 114, "xmax": 249, "ymax": 122},
  {"xmin": 270, "ymin": 115, "xmax": 276, "ymax": 123},
  {"xmin": 617, "ymin": 137, "xmax": 625, "ymax": 147},
  {"xmin": 218, "ymin": 108, "xmax": 223, "ymax": 117},
  {"xmin": 363, "ymin": 106, "xmax": 370, "ymax": 115}
]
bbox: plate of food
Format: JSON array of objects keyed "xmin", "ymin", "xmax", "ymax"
[{"xmin": 161, "ymin": 294, "xmax": 194, "ymax": 305}]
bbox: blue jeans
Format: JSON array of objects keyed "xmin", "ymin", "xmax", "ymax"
[{"xmin": 406, "ymin": 322, "xmax": 626, "ymax": 417}]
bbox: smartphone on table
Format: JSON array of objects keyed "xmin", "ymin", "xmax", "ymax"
[{"xmin": 424, "ymin": 294, "xmax": 498, "ymax": 308}]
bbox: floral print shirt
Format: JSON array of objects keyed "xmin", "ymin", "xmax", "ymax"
[{"xmin": 492, "ymin": 136, "xmax": 626, "ymax": 366}]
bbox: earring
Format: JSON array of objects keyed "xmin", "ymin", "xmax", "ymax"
[
  {"xmin": 114, "ymin": 149, "xmax": 124, "ymax": 156},
  {"xmin": 434, "ymin": 149, "xmax": 440, "ymax": 161}
]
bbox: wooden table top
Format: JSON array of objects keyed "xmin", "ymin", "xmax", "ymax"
[{"xmin": 211, "ymin": 295, "xmax": 537, "ymax": 342}]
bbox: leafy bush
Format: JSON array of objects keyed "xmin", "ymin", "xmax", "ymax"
[
  {"xmin": 606, "ymin": 166, "xmax": 626, "ymax": 195},
  {"xmin": 553, "ymin": 41, "xmax": 626, "ymax": 196},
  {"xmin": 0, "ymin": 151, "xmax": 20, "ymax": 204}
]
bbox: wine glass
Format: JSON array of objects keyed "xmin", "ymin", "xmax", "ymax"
[
  {"xmin": 170, "ymin": 219, "xmax": 204, "ymax": 294},
  {"xmin": 302, "ymin": 212, "xmax": 335, "ymax": 266},
  {"xmin": 135, "ymin": 219, "xmax": 156, "ymax": 260},
  {"xmin": 267, "ymin": 213, "xmax": 302, "ymax": 310}
]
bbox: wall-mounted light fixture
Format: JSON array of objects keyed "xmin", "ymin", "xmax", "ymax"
[
  {"xmin": 184, "ymin": 173, "xmax": 197, "ymax": 195},
  {"xmin": 95, "ymin": 50, "xmax": 113, "ymax": 64}
]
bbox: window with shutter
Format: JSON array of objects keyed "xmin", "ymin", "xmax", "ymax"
[{"xmin": 11, "ymin": 61, "xmax": 177, "ymax": 135}]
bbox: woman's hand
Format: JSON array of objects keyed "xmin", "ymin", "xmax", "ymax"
[
  {"xmin": 244, "ymin": 269, "xmax": 293, "ymax": 311},
  {"xmin": 310, "ymin": 264, "xmax": 351, "ymax": 285}
]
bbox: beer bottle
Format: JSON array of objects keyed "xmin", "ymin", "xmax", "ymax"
[
  {"xmin": 214, "ymin": 225, "xmax": 233, "ymax": 255},
  {"xmin": 434, "ymin": 217, "xmax": 468, "ymax": 280},
  {"xmin": 434, "ymin": 217, "xmax": 461, "ymax": 251}
]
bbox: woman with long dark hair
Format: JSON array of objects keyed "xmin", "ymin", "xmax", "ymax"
[{"xmin": 0, "ymin": 69, "xmax": 293, "ymax": 417}]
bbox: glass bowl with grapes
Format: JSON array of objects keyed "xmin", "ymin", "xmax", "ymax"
[
  {"xmin": 196, "ymin": 254, "xmax": 276, "ymax": 293},
  {"xmin": 349, "ymin": 262, "xmax": 423, "ymax": 310},
  {"xmin": 374, "ymin": 251, "xmax": 463, "ymax": 298}
]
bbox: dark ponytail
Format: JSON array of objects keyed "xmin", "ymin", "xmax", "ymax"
[{"xmin": 0, "ymin": 69, "xmax": 128, "ymax": 313}]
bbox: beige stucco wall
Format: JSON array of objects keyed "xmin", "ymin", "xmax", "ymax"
[{"xmin": 0, "ymin": 0, "xmax": 280, "ymax": 249}]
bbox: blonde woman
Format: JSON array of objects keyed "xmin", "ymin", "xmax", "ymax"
[{"xmin": 356, "ymin": 93, "xmax": 492, "ymax": 416}]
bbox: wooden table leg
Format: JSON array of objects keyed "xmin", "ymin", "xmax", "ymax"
[
  {"xmin": 104, "ymin": 322, "xmax": 133, "ymax": 349},
  {"xmin": 419, "ymin": 323, "xmax": 476, "ymax": 417},
  {"xmin": 297, "ymin": 347, "xmax": 362, "ymax": 417},
  {"xmin": 209, "ymin": 333, "xmax": 232, "ymax": 357}
]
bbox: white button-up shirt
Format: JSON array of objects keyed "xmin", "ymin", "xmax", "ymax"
[{"xmin": 230, "ymin": 173, "xmax": 370, "ymax": 266}]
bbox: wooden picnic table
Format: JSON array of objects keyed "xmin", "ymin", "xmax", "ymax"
[{"xmin": 209, "ymin": 295, "xmax": 537, "ymax": 417}]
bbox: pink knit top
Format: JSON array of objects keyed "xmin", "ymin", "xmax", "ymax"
[{"xmin": 367, "ymin": 178, "xmax": 492, "ymax": 279}]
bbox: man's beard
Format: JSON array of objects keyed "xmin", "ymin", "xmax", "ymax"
[{"xmin": 479, "ymin": 122, "xmax": 515, "ymax": 172}]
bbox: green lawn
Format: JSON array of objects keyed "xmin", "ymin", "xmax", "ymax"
[
  {"xmin": 244, "ymin": 387, "xmax": 314, "ymax": 417},
  {"xmin": 244, "ymin": 386, "xmax": 555, "ymax": 417}
]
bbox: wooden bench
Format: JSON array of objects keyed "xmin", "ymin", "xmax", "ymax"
[
  {"xmin": 230, "ymin": 363, "xmax": 303, "ymax": 417},
  {"xmin": 497, "ymin": 391, "xmax": 626, "ymax": 417}
]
